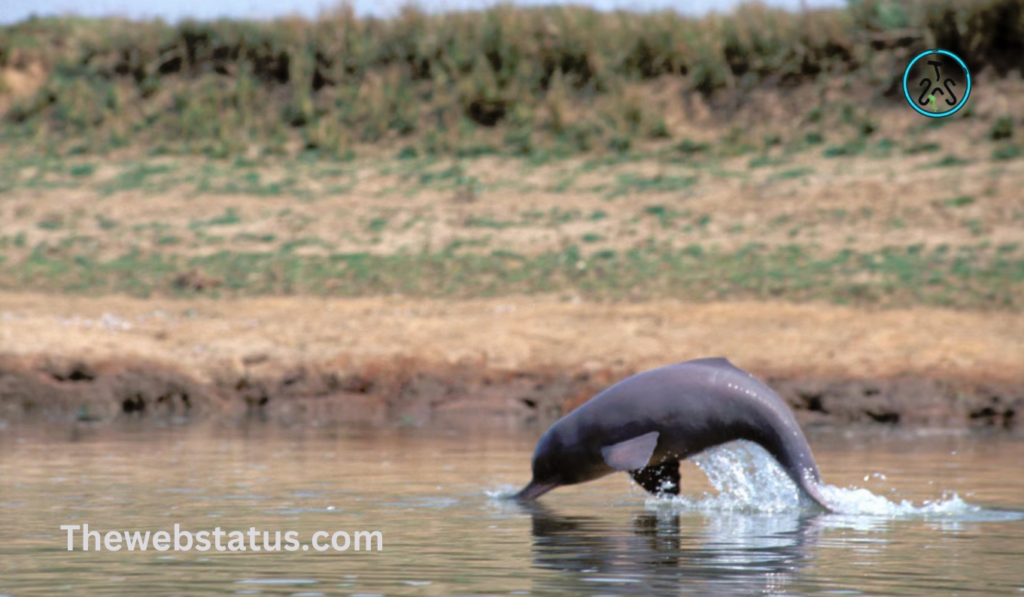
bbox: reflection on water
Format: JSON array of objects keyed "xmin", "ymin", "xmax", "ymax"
[
  {"xmin": 527, "ymin": 503, "xmax": 822, "ymax": 596},
  {"xmin": 0, "ymin": 424, "xmax": 1022, "ymax": 596}
]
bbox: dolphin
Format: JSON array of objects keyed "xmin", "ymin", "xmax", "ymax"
[{"xmin": 516, "ymin": 357, "xmax": 833, "ymax": 511}]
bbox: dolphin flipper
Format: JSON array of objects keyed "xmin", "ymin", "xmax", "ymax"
[
  {"xmin": 601, "ymin": 431, "xmax": 659, "ymax": 471},
  {"xmin": 630, "ymin": 460, "xmax": 681, "ymax": 496}
]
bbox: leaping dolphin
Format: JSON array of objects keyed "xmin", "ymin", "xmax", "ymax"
[{"xmin": 516, "ymin": 357, "xmax": 833, "ymax": 511}]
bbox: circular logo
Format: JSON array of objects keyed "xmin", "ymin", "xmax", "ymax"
[{"xmin": 903, "ymin": 49, "xmax": 971, "ymax": 118}]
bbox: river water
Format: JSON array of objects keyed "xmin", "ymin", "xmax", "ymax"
[{"xmin": 1, "ymin": 423, "xmax": 1022, "ymax": 596}]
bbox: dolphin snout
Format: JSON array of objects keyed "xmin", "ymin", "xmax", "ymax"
[{"xmin": 515, "ymin": 479, "xmax": 558, "ymax": 500}]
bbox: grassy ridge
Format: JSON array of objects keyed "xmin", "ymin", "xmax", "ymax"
[{"xmin": 1, "ymin": 0, "xmax": 1022, "ymax": 158}]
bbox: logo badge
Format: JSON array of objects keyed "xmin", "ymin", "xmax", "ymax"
[{"xmin": 903, "ymin": 49, "xmax": 971, "ymax": 118}]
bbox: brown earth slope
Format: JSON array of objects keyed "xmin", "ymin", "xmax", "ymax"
[{"xmin": 1, "ymin": 293, "xmax": 1020, "ymax": 430}]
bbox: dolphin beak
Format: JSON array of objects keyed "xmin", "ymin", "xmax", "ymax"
[{"xmin": 515, "ymin": 479, "xmax": 558, "ymax": 500}]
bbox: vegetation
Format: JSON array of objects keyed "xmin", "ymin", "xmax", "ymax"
[
  {"xmin": 1, "ymin": 0, "xmax": 1023, "ymax": 159},
  {"xmin": 0, "ymin": 148, "xmax": 1021, "ymax": 309},
  {"xmin": 1, "ymin": 1, "xmax": 1022, "ymax": 311},
  {"xmin": 2, "ymin": 240, "xmax": 1020, "ymax": 309}
]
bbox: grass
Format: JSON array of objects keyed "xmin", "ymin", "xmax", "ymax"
[
  {"xmin": 1, "ymin": 242, "xmax": 1020, "ymax": 310},
  {"xmin": 235, "ymin": 233, "xmax": 277, "ymax": 244},
  {"xmin": 772, "ymin": 167, "xmax": 815, "ymax": 181},
  {"xmin": 749, "ymin": 155, "xmax": 789, "ymax": 169},
  {"xmin": 190, "ymin": 208, "xmax": 242, "ymax": 229},
  {"xmin": 674, "ymin": 140, "xmax": 712, "ymax": 156},
  {"xmin": 642, "ymin": 205, "xmax": 689, "ymax": 228},
  {"xmin": 69, "ymin": 164, "xmax": 95, "ymax": 177},
  {"xmin": 823, "ymin": 140, "xmax": 866, "ymax": 158},
  {"xmin": 464, "ymin": 216, "xmax": 518, "ymax": 229},
  {"xmin": 904, "ymin": 141, "xmax": 942, "ymax": 155},
  {"xmin": 927, "ymin": 155, "xmax": 971, "ymax": 169},
  {"xmin": 365, "ymin": 217, "xmax": 388, "ymax": 233},
  {"xmin": 993, "ymin": 145, "xmax": 1022, "ymax": 161},
  {"xmin": 989, "ymin": 116, "xmax": 1015, "ymax": 141},
  {"xmin": 99, "ymin": 163, "xmax": 178, "ymax": 195},
  {"xmin": 2, "ymin": 1, "xmax": 1023, "ymax": 160},
  {"xmin": 605, "ymin": 174, "xmax": 698, "ymax": 199},
  {"xmin": 1, "ymin": 35, "xmax": 1022, "ymax": 317},
  {"xmin": 943, "ymin": 196, "xmax": 975, "ymax": 208}
]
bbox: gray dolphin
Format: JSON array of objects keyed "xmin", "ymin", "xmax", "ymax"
[{"xmin": 516, "ymin": 357, "xmax": 833, "ymax": 511}]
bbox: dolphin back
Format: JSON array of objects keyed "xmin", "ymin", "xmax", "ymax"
[{"xmin": 567, "ymin": 358, "xmax": 831, "ymax": 509}]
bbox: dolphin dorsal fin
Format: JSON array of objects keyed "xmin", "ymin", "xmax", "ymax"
[
  {"xmin": 686, "ymin": 357, "xmax": 741, "ymax": 371},
  {"xmin": 601, "ymin": 431, "xmax": 659, "ymax": 471}
]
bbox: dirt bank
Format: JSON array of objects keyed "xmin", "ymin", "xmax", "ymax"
[{"xmin": 1, "ymin": 292, "xmax": 1021, "ymax": 430}]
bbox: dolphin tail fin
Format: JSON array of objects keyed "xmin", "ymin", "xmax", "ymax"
[
  {"xmin": 782, "ymin": 463, "xmax": 834, "ymax": 512},
  {"xmin": 799, "ymin": 477, "xmax": 835, "ymax": 512}
]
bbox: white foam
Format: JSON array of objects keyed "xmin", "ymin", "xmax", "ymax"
[
  {"xmin": 484, "ymin": 485, "xmax": 521, "ymax": 499},
  {"xmin": 650, "ymin": 440, "xmax": 1013, "ymax": 520}
]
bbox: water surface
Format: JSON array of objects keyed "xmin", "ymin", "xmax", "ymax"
[{"xmin": 1, "ymin": 424, "xmax": 1022, "ymax": 596}]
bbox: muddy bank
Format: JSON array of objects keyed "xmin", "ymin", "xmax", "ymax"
[
  {"xmin": 1, "ymin": 293, "xmax": 1021, "ymax": 430},
  {"xmin": 0, "ymin": 352, "xmax": 1019, "ymax": 431}
]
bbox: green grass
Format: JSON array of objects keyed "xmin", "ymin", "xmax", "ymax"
[
  {"xmin": 69, "ymin": 164, "xmax": 95, "ymax": 177},
  {"xmin": 642, "ymin": 204, "xmax": 688, "ymax": 228},
  {"xmin": 943, "ymin": 196, "xmax": 976, "ymax": 208},
  {"xmin": 1, "ymin": 243, "xmax": 1020, "ymax": 310},
  {"xmin": 36, "ymin": 216, "xmax": 64, "ymax": 230},
  {"xmin": 205, "ymin": 172, "xmax": 294, "ymax": 196},
  {"xmin": 366, "ymin": 217, "xmax": 388, "ymax": 233},
  {"xmin": 464, "ymin": 216, "xmax": 518, "ymax": 229},
  {"xmin": 748, "ymin": 155, "xmax": 789, "ymax": 168},
  {"xmin": 605, "ymin": 174, "xmax": 698, "ymax": 199},
  {"xmin": 280, "ymin": 237, "xmax": 331, "ymax": 252},
  {"xmin": 673, "ymin": 139, "xmax": 712, "ymax": 156},
  {"xmin": 963, "ymin": 219, "xmax": 985, "ymax": 237},
  {"xmin": 99, "ymin": 163, "xmax": 177, "ymax": 194},
  {"xmin": 234, "ymin": 233, "xmax": 277, "ymax": 243},
  {"xmin": 772, "ymin": 167, "xmax": 815, "ymax": 180},
  {"xmin": 804, "ymin": 132, "xmax": 824, "ymax": 146},
  {"xmin": 992, "ymin": 145, "xmax": 1022, "ymax": 161},
  {"xmin": 926, "ymin": 155, "xmax": 971, "ymax": 169},
  {"xmin": 904, "ymin": 141, "xmax": 941, "ymax": 155},
  {"xmin": 419, "ymin": 165, "xmax": 464, "ymax": 185},
  {"xmin": 190, "ymin": 208, "xmax": 242, "ymax": 229},
  {"xmin": 823, "ymin": 139, "xmax": 866, "ymax": 158}
]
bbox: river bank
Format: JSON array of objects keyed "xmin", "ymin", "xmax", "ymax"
[{"xmin": 1, "ymin": 292, "xmax": 1020, "ymax": 430}]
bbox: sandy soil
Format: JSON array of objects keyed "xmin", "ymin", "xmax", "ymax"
[{"xmin": 1, "ymin": 292, "xmax": 1021, "ymax": 429}]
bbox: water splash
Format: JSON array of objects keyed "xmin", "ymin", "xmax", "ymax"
[
  {"xmin": 659, "ymin": 440, "xmax": 803, "ymax": 513},
  {"xmin": 652, "ymin": 440, "xmax": 1022, "ymax": 521},
  {"xmin": 484, "ymin": 485, "xmax": 521, "ymax": 500}
]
